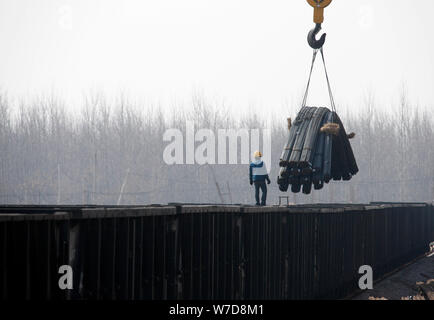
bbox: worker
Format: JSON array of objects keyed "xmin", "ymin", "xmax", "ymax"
[{"xmin": 249, "ymin": 151, "xmax": 271, "ymax": 206}]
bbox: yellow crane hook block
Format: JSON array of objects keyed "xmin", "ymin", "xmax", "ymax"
[{"xmin": 307, "ymin": 0, "xmax": 332, "ymax": 24}]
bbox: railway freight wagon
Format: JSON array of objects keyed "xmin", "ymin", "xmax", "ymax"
[{"xmin": 1, "ymin": 203, "xmax": 433, "ymax": 300}]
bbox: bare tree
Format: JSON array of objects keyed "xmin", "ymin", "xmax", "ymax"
[{"xmin": 0, "ymin": 91, "xmax": 433, "ymax": 205}]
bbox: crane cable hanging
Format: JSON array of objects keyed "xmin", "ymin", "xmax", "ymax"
[
  {"xmin": 304, "ymin": 0, "xmax": 337, "ymax": 123},
  {"xmin": 301, "ymin": 47, "xmax": 337, "ymax": 121},
  {"xmin": 276, "ymin": 0, "xmax": 358, "ymax": 195}
]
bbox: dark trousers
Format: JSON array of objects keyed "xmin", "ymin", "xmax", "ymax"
[{"xmin": 254, "ymin": 181, "xmax": 267, "ymax": 205}]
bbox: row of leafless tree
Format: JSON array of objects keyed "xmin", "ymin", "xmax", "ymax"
[{"xmin": 0, "ymin": 91, "xmax": 433, "ymax": 205}]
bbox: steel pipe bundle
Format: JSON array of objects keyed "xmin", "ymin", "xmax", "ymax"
[{"xmin": 278, "ymin": 106, "xmax": 358, "ymax": 194}]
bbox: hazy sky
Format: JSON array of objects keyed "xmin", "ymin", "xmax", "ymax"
[{"xmin": 0, "ymin": 0, "xmax": 433, "ymax": 117}]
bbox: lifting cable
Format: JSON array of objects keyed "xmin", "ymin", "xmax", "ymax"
[
  {"xmin": 276, "ymin": 0, "xmax": 359, "ymax": 195},
  {"xmin": 301, "ymin": 47, "xmax": 337, "ymax": 121}
]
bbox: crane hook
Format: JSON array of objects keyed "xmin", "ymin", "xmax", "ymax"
[
  {"xmin": 306, "ymin": 0, "xmax": 332, "ymax": 49},
  {"xmin": 307, "ymin": 23, "xmax": 326, "ymax": 49}
]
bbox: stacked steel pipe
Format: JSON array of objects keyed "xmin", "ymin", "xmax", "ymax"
[{"xmin": 278, "ymin": 106, "xmax": 358, "ymax": 194}]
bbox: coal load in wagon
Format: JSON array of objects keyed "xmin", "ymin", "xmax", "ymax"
[{"xmin": 278, "ymin": 106, "xmax": 358, "ymax": 195}]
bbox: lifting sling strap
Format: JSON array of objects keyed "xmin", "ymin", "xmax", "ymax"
[{"xmin": 301, "ymin": 47, "xmax": 337, "ymax": 120}]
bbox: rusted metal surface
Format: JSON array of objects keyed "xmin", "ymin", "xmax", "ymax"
[{"xmin": 0, "ymin": 203, "xmax": 433, "ymax": 300}]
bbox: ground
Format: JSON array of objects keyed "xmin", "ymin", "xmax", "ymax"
[{"xmin": 352, "ymin": 253, "xmax": 434, "ymax": 300}]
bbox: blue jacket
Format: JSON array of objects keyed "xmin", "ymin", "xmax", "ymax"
[{"xmin": 249, "ymin": 159, "xmax": 271, "ymax": 183}]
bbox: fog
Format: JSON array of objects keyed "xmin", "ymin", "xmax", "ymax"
[
  {"xmin": 1, "ymin": 0, "xmax": 434, "ymax": 117},
  {"xmin": 0, "ymin": 91, "xmax": 432, "ymax": 205}
]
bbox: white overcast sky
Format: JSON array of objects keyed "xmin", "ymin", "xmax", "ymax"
[{"xmin": 0, "ymin": 0, "xmax": 433, "ymax": 118}]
